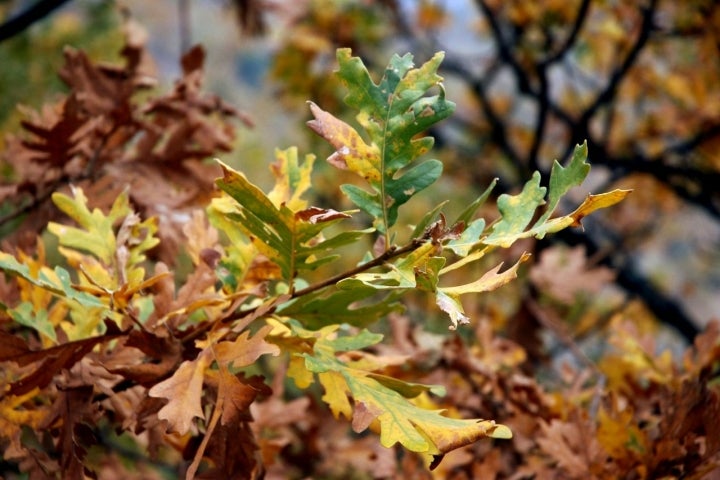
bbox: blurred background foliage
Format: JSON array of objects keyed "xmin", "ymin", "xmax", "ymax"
[
  {"xmin": 4, "ymin": 0, "xmax": 715, "ymax": 341},
  {"xmin": 1, "ymin": 0, "xmax": 719, "ymax": 477}
]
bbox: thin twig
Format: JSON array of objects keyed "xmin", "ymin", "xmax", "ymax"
[
  {"xmin": 179, "ymin": 235, "xmax": 431, "ymax": 346},
  {"xmin": 540, "ymin": 0, "xmax": 592, "ymax": 67},
  {"xmin": 578, "ymin": 0, "xmax": 658, "ymax": 127}
]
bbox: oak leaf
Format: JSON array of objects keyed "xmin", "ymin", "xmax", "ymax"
[
  {"xmin": 213, "ymin": 324, "xmax": 281, "ymax": 369},
  {"xmin": 309, "ymin": 48, "xmax": 455, "ymax": 232},
  {"xmin": 148, "ymin": 350, "xmax": 211, "ymax": 435},
  {"xmin": 529, "ymin": 245, "xmax": 615, "ymax": 304},
  {"xmin": 288, "ymin": 322, "xmax": 511, "ymax": 458}
]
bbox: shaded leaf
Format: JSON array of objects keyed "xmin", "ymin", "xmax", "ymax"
[
  {"xmin": 1, "ymin": 321, "xmax": 125, "ymax": 396},
  {"xmin": 40, "ymin": 386, "xmax": 96, "ymax": 480},
  {"xmin": 7, "ymin": 301, "xmax": 56, "ymax": 343},
  {"xmin": 277, "ymin": 286, "xmax": 404, "ymax": 329},
  {"xmin": 534, "ymin": 142, "xmax": 591, "ymax": 228},
  {"xmin": 337, "ymin": 242, "xmax": 438, "ymax": 291},
  {"xmin": 454, "ymin": 178, "xmax": 497, "ymax": 226},
  {"xmin": 217, "ymin": 369, "xmax": 270, "ymax": 426}
]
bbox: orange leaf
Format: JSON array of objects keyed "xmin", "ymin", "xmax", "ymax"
[{"xmin": 569, "ymin": 189, "xmax": 632, "ymax": 227}]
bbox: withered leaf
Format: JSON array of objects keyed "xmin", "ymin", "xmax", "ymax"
[
  {"xmin": 213, "ymin": 324, "xmax": 280, "ymax": 369},
  {"xmin": 218, "ymin": 368, "xmax": 268, "ymax": 425},
  {"xmin": 295, "ymin": 206, "xmax": 351, "ymax": 224},
  {"xmin": 2, "ymin": 320, "xmax": 125, "ymax": 396},
  {"xmin": 194, "ymin": 420, "xmax": 263, "ymax": 479},
  {"xmin": 102, "ymin": 329, "xmax": 181, "ymax": 386},
  {"xmin": 351, "ymin": 400, "xmax": 382, "ymax": 433},
  {"xmin": 148, "ymin": 350, "xmax": 211, "ymax": 435},
  {"xmin": 40, "ymin": 386, "xmax": 95, "ymax": 480}
]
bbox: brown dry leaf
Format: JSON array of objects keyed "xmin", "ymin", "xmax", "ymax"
[
  {"xmin": 40, "ymin": 385, "xmax": 96, "ymax": 480},
  {"xmin": 1, "ymin": 23, "xmax": 247, "ymax": 263},
  {"xmin": 148, "ymin": 349, "xmax": 211, "ymax": 435},
  {"xmin": 537, "ymin": 416, "xmax": 604, "ymax": 478},
  {"xmin": 2, "ymin": 320, "xmax": 125, "ymax": 396},
  {"xmin": 213, "ymin": 324, "xmax": 281, "ymax": 369},
  {"xmin": 684, "ymin": 320, "xmax": 720, "ymax": 376},
  {"xmin": 250, "ymin": 366, "xmax": 311, "ymax": 470},
  {"xmin": 18, "ymin": 97, "xmax": 88, "ymax": 168},
  {"xmin": 163, "ymin": 262, "xmax": 220, "ymax": 331},
  {"xmin": 100, "ymin": 327, "xmax": 181, "ymax": 386},
  {"xmin": 651, "ymin": 377, "xmax": 720, "ymax": 476},
  {"xmin": 194, "ymin": 420, "xmax": 264, "ymax": 480},
  {"xmin": 217, "ymin": 368, "xmax": 271, "ymax": 426},
  {"xmin": 315, "ymin": 418, "xmax": 398, "ymax": 479},
  {"xmin": 530, "ymin": 245, "xmax": 615, "ymax": 304}
]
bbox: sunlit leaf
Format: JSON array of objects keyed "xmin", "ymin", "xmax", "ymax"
[
  {"xmin": 215, "ymin": 157, "xmax": 361, "ymax": 284},
  {"xmin": 47, "ymin": 188, "xmax": 127, "ymax": 265},
  {"xmin": 0, "ymin": 252, "xmax": 104, "ymax": 309},
  {"xmin": 437, "ymin": 253, "xmax": 531, "ymax": 329},
  {"xmin": 288, "ymin": 322, "xmax": 511, "ymax": 455},
  {"xmin": 213, "ymin": 325, "xmax": 280, "ymax": 369},
  {"xmin": 446, "ymin": 218, "xmax": 486, "ymax": 257},
  {"xmin": 569, "ymin": 190, "xmax": 632, "ymax": 227}
]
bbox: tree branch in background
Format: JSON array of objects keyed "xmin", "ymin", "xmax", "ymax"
[
  {"xmin": 539, "ymin": 0, "xmax": 592, "ymax": 66},
  {"xmin": 577, "ymin": 0, "xmax": 659, "ymax": 128},
  {"xmin": 441, "ymin": 58, "xmax": 523, "ymax": 176},
  {"xmin": 0, "ymin": 0, "xmax": 73, "ymax": 43}
]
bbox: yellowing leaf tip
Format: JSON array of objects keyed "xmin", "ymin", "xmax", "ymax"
[{"xmin": 488, "ymin": 423, "xmax": 513, "ymax": 439}]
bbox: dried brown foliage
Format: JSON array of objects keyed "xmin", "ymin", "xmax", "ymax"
[{"xmin": 0, "ymin": 11, "xmax": 719, "ymax": 480}]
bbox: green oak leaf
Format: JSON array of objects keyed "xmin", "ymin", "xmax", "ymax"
[{"xmin": 308, "ymin": 48, "xmax": 456, "ymax": 234}]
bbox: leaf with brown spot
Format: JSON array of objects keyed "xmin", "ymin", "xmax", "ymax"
[{"xmin": 307, "ymin": 101, "xmax": 381, "ymax": 181}]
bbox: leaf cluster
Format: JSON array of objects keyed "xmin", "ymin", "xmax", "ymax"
[{"xmin": 1, "ymin": 24, "xmax": 715, "ymax": 480}]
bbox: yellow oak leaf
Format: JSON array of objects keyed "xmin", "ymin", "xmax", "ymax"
[{"xmin": 319, "ymin": 370, "xmax": 353, "ymax": 420}]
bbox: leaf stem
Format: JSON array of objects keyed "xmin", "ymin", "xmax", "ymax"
[{"xmin": 380, "ymin": 86, "xmax": 395, "ymax": 249}]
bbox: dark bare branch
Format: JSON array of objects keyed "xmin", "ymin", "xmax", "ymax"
[{"xmin": 0, "ymin": 0, "xmax": 73, "ymax": 43}]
